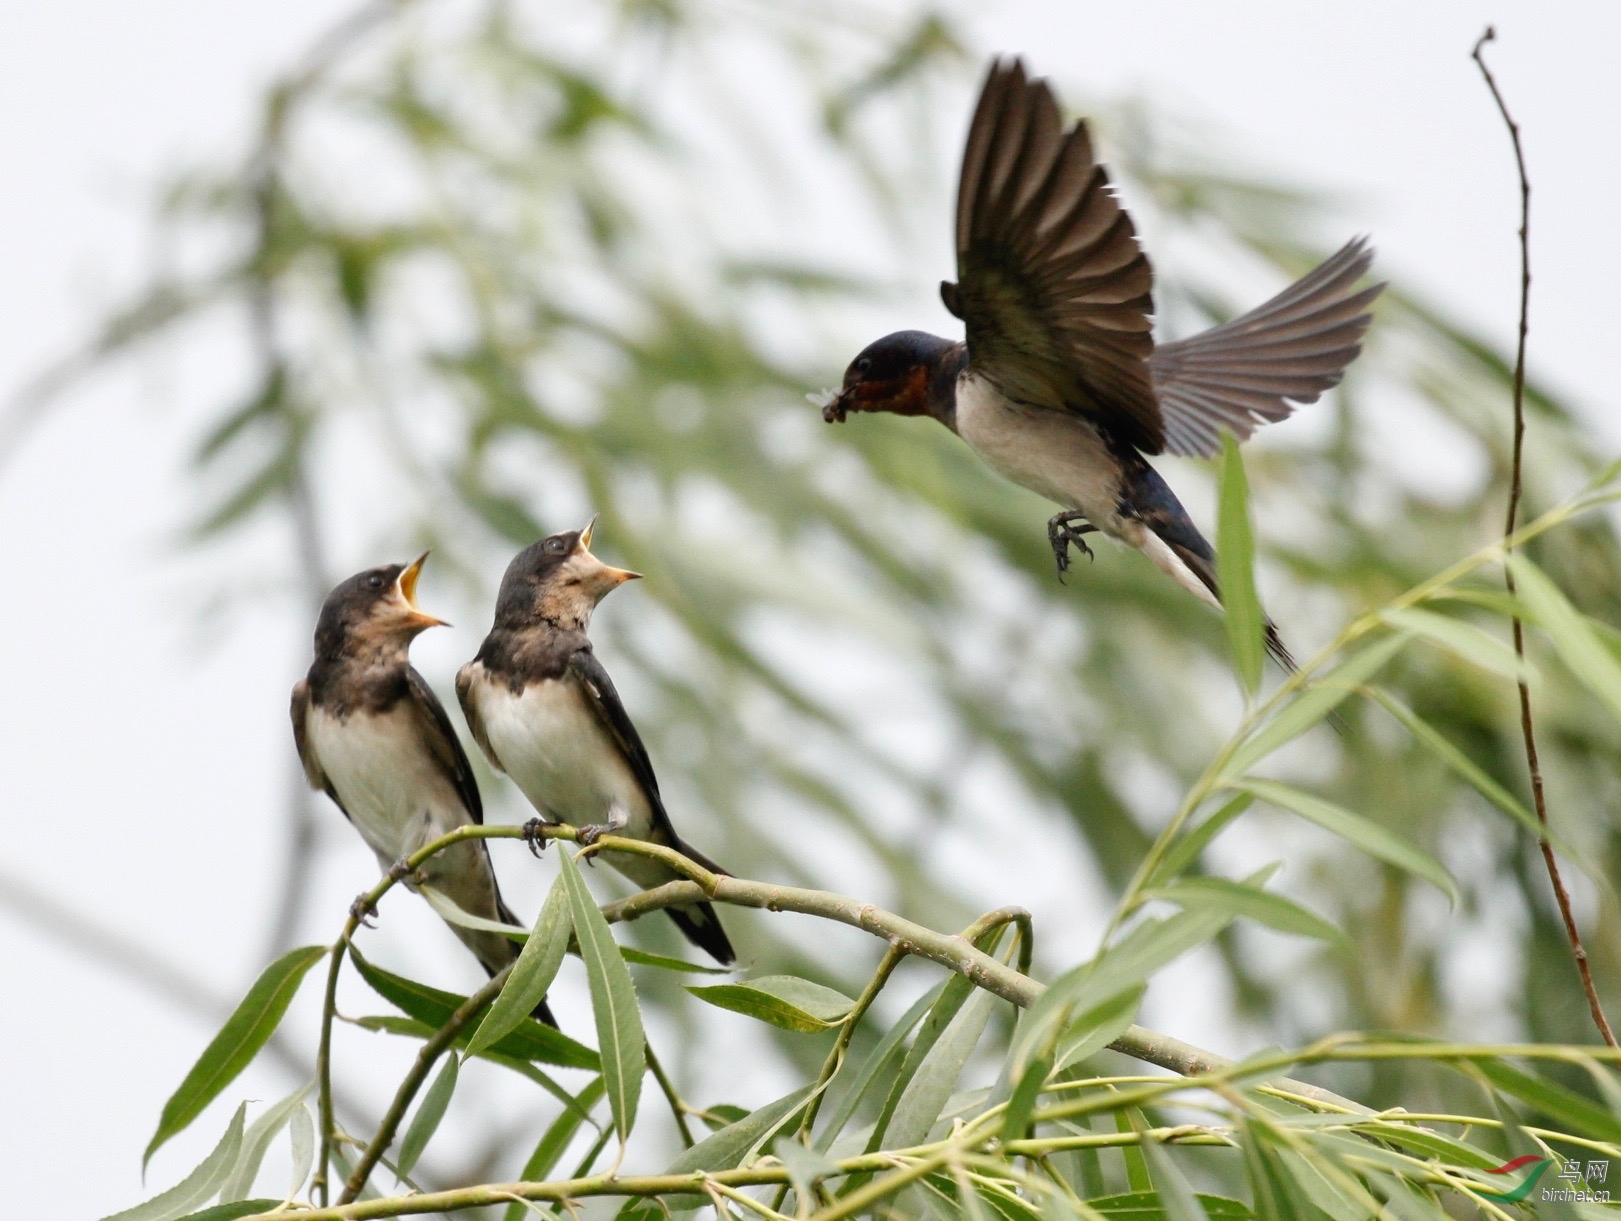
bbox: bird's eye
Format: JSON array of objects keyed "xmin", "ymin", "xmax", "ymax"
[
  {"xmin": 544, "ymin": 537, "xmax": 565, "ymax": 555},
  {"xmin": 855, "ymin": 356, "xmax": 872, "ymax": 374},
  {"xmin": 366, "ymin": 575, "xmax": 384, "ymax": 590}
]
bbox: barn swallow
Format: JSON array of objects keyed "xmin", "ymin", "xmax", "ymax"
[
  {"xmin": 292, "ymin": 554, "xmax": 555, "ymax": 1025},
  {"xmin": 821, "ymin": 58, "xmax": 1383, "ymax": 664},
  {"xmin": 456, "ymin": 521, "xmax": 735, "ymax": 965}
]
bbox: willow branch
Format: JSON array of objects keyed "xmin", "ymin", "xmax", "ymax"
[{"xmin": 1472, "ymin": 24, "xmax": 1616, "ymax": 1047}]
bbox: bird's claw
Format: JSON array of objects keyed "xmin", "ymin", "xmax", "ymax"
[
  {"xmin": 350, "ymin": 893, "xmax": 379, "ymax": 928},
  {"xmin": 575, "ymin": 824, "xmax": 609, "ymax": 863},
  {"xmin": 522, "ymin": 817, "xmax": 554, "ymax": 858},
  {"xmin": 1047, "ymin": 512, "xmax": 1096, "ymax": 582}
]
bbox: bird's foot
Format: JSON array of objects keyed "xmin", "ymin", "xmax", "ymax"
[
  {"xmin": 349, "ymin": 893, "xmax": 379, "ymax": 928},
  {"xmin": 575, "ymin": 823, "xmax": 608, "ymax": 862},
  {"xmin": 386, "ymin": 857, "xmax": 426, "ymax": 889},
  {"xmin": 522, "ymin": 817, "xmax": 555, "ymax": 859},
  {"xmin": 1046, "ymin": 512, "xmax": 1096, "ymax": 582}
]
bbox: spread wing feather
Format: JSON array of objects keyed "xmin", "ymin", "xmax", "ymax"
[
  {"xmin": 1150, "ymin": 237, "xmax": 1384, "ymax": 457},
  {"xmin": 945, "ymin": 58, "xmax": 1162, "ymax": 451}
]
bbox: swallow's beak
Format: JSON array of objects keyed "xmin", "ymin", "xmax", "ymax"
[
  {"xmin": 575, "ymin": 518, "xmax": 641, "ymax": 589},
  {"xmin": 397, "ymin": 552, "xmax": 451, "ymax": 628}
]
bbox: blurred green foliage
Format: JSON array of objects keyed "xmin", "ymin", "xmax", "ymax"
[{"xmin": 42, "ymin": 0, "xmax": 1621, "ymax": 1191}]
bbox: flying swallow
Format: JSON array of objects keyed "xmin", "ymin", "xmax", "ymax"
[
  {"xmin": 821, "ymin": 58, "xmax": 1384, "ymax": 664},
  {"xmin": 456, "ymin": 522, "xmax": 735, "ymax": 965},
  {"xmin": 292, "ymin": 554, "xmax": 554, "ymax": 1024}
]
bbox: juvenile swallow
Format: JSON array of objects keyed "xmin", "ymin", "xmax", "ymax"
[
  {"xmin": 292, "ymin": 555, "xmax": 554, "ymax": 1024},
  {"xmin": 456, "ymin": 522, "xmax": 735, "ymax": 965},
  {"xmin": 822, "ymin": 58, "xmax": 1384, "ymax": 664}
]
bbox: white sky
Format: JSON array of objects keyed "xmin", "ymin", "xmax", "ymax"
[{"xmin": 2, "ymin": 2, "xmax": 1618, "ymax": 1215}]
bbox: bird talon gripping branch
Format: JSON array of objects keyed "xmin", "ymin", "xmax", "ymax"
[
  {"xmin": 521, "ymin": 817, "xmax": 553, "ymax": 858},
  {"xmin": 349, "ymin": 894, "xmax": 379, "ymax": 928}
]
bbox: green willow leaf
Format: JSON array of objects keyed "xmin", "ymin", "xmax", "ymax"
[
  {"xmin": 504, "ymin": 1077, "xmax": 607, "ymax": 1221},
  {"xmin": 621, "ymin": 946, "xmax": 732, "ymax": 975},
  {"xmin": 885, "ymin": 982, "xmax": 1002, "ymax": 1149},
  {"xmin": 218, "ymin": 1082, "xmax": 311, "ymax": 1202},
  {"xmin": 1235, "ymin": 779, "xmax": 1459, "ymax": 905},
  {"xmin": 1148, "ymin": 876, "xmax": 1350, "ymax": 950},
  {"xmin": 557, "ymin": 846, "xmax": 645, "ymax": 1144},
  {"xmin": 1148, "ymin": 794, "xmax": 1254, "ymax": 888},
  {"xmin": 170, "ymin": 1204, "xmax": 285, "ymax": 1221},
  {"xmin": 815, "ymin": 980, "xmax": 945, "ymax": 1151},
  {"xmin": 686, "ymin": 975, "xmax": 855, "ymax": 1031},
  {"xmin": 1217, "ymin": 433, "xmax": 1265, "ymax": 696},
  {"xmin": 1382, "ymin": 608, "xmax": 1529, "ymax": 681},
  {"xmin": 348, "ymin": 946, "xmax": 597, "ymax": 1069},
  {"xmin": 286, "ymin": 1101, "xmax": 314, "ymax": 1200},
  {"xmin": 1224, "ymin": 632, "xmax": 1410, "ymax": 777},
  {"xmin": 665, "ymin": 1084, "xmax": 818, "ymax": 1177},
  {"xmin": 1511, "ymin": 553, "xmax": 1621, "ymax": 722},
  {"xmin": 1085, "ymin": 1192, "xmax": 1251, "ymax": 1219},
  {"xmin": 144, "ymin": 946, "xmax": 326, "ymax": 1166},
  {"xmin": 396, "ymin": 1052, "xmax": 459, "ymax": 1178},
  {"xmin": 110, "ymin": 1104, "xmax": 248, "ymax": 1221},
  {"xmin": 420, "ymin": 885, "xmax": 528, "ymax": 941},
  {"xmin": 1133, "ymin": 1112, "xmax": 1210, "ymax": 1221},
  {"xmin": 466, "ymin": 879, "xmax": 571, "ymax": 1059}
]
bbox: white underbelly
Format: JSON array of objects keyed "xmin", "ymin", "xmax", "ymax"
[
  {"xmin": 306, "ymin": 707, "xmax": 471, "ymax": 862},
  {"xmin": 477, "ymin": 678, "xmax": 656, "ymax": 840},
  {"xmin": 955, "ymin": 374, "xmax": 1125, "ymax": 532}
]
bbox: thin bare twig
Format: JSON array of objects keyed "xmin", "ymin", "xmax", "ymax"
[{"xmin": 1471, "ymin": 25, "xmax": 1616, "ymax": 1047}]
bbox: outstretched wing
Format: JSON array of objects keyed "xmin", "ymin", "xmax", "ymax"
[
  {"xmin": 290, "ymin": 679, "xmax": 347, "ymax": 818},
  {"xmin": 404, "ymin": 666, "xmax": 484, "ymax": 824},
  {"xmin": 1149, "ymin": 237, "xmax": 1384, "ymax": 457},
  {"xmin": 566, "ymin": 648, "xmax": 679, "ymax": 844},
  {"xmin": 944, "ymin": 58, "xmax": 1161, "ymax": 452}
]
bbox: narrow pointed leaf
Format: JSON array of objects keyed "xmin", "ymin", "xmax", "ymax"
[
  {"xmin": 287, "ymin": 1101, "xmax": 314, "ymax": 1200},
  {"xmin": 349, "ymin": 945, "xmax": 597, "ymax": 1069},
  {"xmin": 815, "ymin": 980, "xmax": 944, "ymax": 1151},
  {"xmin": 621, "ymin": 947, "xmax": 731, "ymax": 974},
  {"xmin": 219, "ymin": 1082, "xmax": 311, "ymax": 1202},
  {"xmin": 665, "ymin": 1084, "xmax": 817, "ymax": 1176},
  {"xmin": 1133, "ymin": 1113, "xmax": 1209, "ymax": 1221},
  {"xmin": 1225, "ymin": 632, "xmax": 1409, "ymax": 777},
  {"xmin": 467, "ymin": 879, "xmax": 571, "ymax": 1058},
  {"xmin": 885, "ymin": 982, "xmax": 1002, "ymax": 1149},
  {"xmin": 145, "ymin": 946, "xmax": 326, "ymax": 1166},
  {"xmin": 171, "ymin": 1204, "xmax": 285, "ymax": 1221},
  {"xmin": 1217, "ymin": 433, "xmax": 1265, "ymax": 695},
  {"xmin": 1235, "ymin": 779, "xmax": 1458, "ymax": 905},
  {"xmin": 557, "ymin": 847, "xmax": 644, "ymax": 1143},
  {"xmin": 109, "ymin": 1104, "xmax": 248, "ymax": 1221},
  {"xmin": 420, "ymin": 885, "xmax": 529, "ymax": 941},
  {"xmin": 686, "ymin": 975, "xmax": 854, "ymax": 1031},
  {"xmin": 1148, "ymin": 794, "xmax": 1253, "ymax": 888},
  {"xmin": 396, "ymin": 1052, "xmax": 459, "ymax": 1177},
  {"xmin": 1511, "ymin": 554, "xmax": 1621, "ymax": 722},
  {"xmin": 1383, "ymin": 608, "xmax": 1528, "ymax": 681},
  {"xmin": 1149, "ymin": 876, "xmax": 1349, "ymax": 950}
]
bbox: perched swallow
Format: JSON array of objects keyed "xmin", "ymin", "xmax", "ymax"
[
  {"xmin": 292, "ymin": 555, "xmax": 554, "ymax": 1024},
  {"xmin": 821, "ymin": 58, "xmax": 1384, "ymax": 664},
  {"xmin": 456, "ymin": 522, "xmax": 735, "ymax": 965}
]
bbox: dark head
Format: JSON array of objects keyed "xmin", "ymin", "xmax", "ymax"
[
  {"xmin": 313, "ymin": 553, "xmax": 448, "ymax": 662},
  {"xmin": 493, "ymin": 518, "xmax": 640, "ymax": 633},
  {"xmin": 821, "ymin": 330, "xmax": 962, "ymax": 425}
]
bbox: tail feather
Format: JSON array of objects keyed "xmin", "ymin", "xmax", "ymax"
[{"xmin": 665, "ymin": 900, "xmax": 736, "ymax": 966}]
